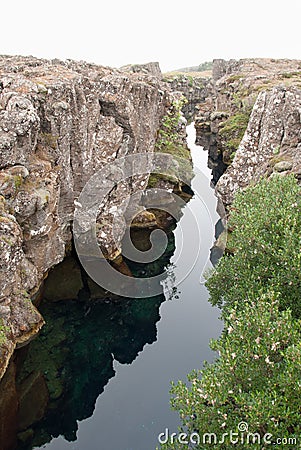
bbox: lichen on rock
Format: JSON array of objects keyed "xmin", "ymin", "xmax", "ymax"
[
  {"xmin": 0, "ymin": 55, "xmax": 175, "ymax": 379},
  {"xmin": 195, "ymin": 58, "xmax": 301, "ymax": 187}
]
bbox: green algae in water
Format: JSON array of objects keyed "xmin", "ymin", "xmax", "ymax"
[
  {"xmin": 16, "ymin": 227, "xmax": 177, "ymax": 449},
  {"xmin": 17, "ymin": 295, "xmax": 165, "ymax": 448}
]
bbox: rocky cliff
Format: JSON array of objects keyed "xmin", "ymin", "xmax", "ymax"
[
  {"xmin": 163, "ymin": 72, "xmax": 212, "ymax": 119},
  {"xmin": 0, "ymin": 56, "xmax": 174, "ymax": 379},
  {"xmin": 217, "ymin": 85, "xmax": 301, "ymax": 205},
  {"xmin": 194, "ymin": 58, "xmax": 301, "ymax": 196}
]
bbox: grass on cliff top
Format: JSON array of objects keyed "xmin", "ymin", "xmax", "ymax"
[
  {"xmin": 148, "ymin": 143, "xmax": 193, "ymax": 189},
  {"xmin": 163, "ymin": 70, "xmax": 212, "ymax": 80}
]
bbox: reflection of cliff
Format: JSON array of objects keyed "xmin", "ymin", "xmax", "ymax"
[
  {"xmin": 17, "ymin": 293, "xmax": 163, "ymax": 448},
  {"xmin": 12, "ymin": 225, "xmax": 177, "ymax": 450}
]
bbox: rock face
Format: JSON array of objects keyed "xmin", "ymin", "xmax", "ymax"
[
  {"xmin": 194, "ymin": 58, "xmax": 301, "ymax": 195},
  {"xmin": 163, "ymin": 73, "xmax": 212, "ymax": 119},
  {"xmin": 0, "ymin": 55, "xmax": 173, "ymax": 379},
  {"xmin": 216, "ymin": 86, "xmax": 301, "ymax": 205},
  {"xmin": 0, "ymin": 361, "xmax": 18, "ymax": 450}
]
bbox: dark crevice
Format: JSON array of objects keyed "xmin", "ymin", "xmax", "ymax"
[
  {"xmin": 99, "ymin": 100, "xmax": 134, "ymax": 138},
  {"xmin": 99, "ymin": 99, "xmax": 136, "ymax": 157}
]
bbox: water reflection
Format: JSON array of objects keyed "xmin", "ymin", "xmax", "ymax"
[
  {"xmin": 0, "ymin": 123, "xmax": 222, "ymax": 450},
  {"xmin": 17, "ymin": 293, "xmax": 165, "ymax": 448},
  {"xmin": 15, "ymin": 219, "xmax": 180, "ymax": 450}
]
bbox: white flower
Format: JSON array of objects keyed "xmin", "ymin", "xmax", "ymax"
[
  {"xmin": 271, "ymin": 342, "xmax": 280, "ymax": 351},
  {"xmin": 231, "ymin": 353, "xmax": 236, "ymax": 359},
  {"xmin": 255, "ymin": 337, "xmax": 261, "ymax": 345},
  {"xmin": 265, "ymin": 356, "xmax": 274, "ymax": 365},
  {"xmin": 254, "ymin": 354, "xmax": 259, "ymax": 359}
]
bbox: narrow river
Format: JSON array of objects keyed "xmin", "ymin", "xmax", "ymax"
[{"xmin": 18, "ymin": 123, "xmax": 223, "ymax": 450}]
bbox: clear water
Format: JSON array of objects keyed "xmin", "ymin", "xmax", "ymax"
[{"xmin": 19, "ymin": 123, "xmax": 223, "ymax": 450}]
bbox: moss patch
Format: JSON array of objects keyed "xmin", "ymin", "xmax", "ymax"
[{"xmin": 219, "ymin": 112, "xmax": 251, "ymax": 162}]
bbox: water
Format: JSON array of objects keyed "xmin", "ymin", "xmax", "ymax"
[{"xmin": 16, "ymin": 123, "xmax": 223, "ymax": 450}]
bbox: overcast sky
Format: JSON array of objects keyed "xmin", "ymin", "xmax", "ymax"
[{"xmin": 1, "ymin": 0, "xmax": 300, "ymax": 72}]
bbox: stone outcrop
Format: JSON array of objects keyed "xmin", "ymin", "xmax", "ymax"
[
  {"xmin": 0, "ymin": 55, "xmax": 174, "ymax": 379},
  {"xmin": 216, "ymin": 86, "xmax": 301, "ymax": 205},
  {"xmin": 163, "ymin": 73, "xmax": 212, "ymax": 119},
  {"xmin": 194, "ymin": 58, "xmax": 301, "ymax": 193},
  {"xmin": 0, "ymin": 361, "xmax": 18, "ymax": 450}
]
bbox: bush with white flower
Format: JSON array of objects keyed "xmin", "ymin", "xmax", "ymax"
[
  {"xmin": 161, "ymin": 175, "xmax": 301, "ymax": 450},
  {"xmin": 163, "ymin": 293, "xmax": 301, "ymax": 449}
]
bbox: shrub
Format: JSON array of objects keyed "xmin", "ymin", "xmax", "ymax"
[
  {"xmin": 198, "ymin": 61, "xmax": 213, "ymax": 72},
  {"xmin": 163, "ymin": 294, "xmax": 301, "ymax": 450},
  {"xmin": 206, "ymin": 174, "xmax": 301, "ymax": 318},
  {"xmin": 0, "ymin": 319, "xmax": 8, "ymax": 345}
]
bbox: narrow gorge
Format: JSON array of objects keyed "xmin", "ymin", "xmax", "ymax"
[{"xmin": 0, "ymin": 56, "xmax": 301, "ymax": 450}]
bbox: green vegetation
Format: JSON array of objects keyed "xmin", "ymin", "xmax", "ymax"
[
  {"xmin": 155, "ymin": 97, "xmax": 187, "ymax": 153},
  {"xmin": 0, "ymin": 319, "xmax": 9, "ymax": 345},
  {"xmin": 161, "ymin": 175, "xmax": 301, "ymax": 450},
  {"xmin": 227, "ymin": 73, "xmax": 244, "ymax": 83},
  {"xmin": 218, "ymin": 112, "xmax": 251, "ymax": 159},
  {"xmin": 0, "ymin": 235, "xmax": 13, "ymax": 246},
  {"xmin": 14, "ymin": 174, "xmax": 23, "ymax": 190},
  {"xmin": 281, "ymin": 71, "xmax": 301, "ymax": 79},
  {"xmin": 187, "ymin": 75, "xmax": 194, "ymax": 87},
  {"xmin": 197, "ymin": 61, "xmax": 213, "ymax": 72},
  {"xmin": 207, "ymin": 175, "xmax": 301, "ymax": 318},
  {"xmin": 150, "ymin": 97, "xmax": 192, "ymax": 189},
  {"xmin": 219, "ymin": 112, "xmax": 250, "ymax": 141}
]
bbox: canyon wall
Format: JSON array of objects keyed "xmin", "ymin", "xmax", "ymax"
[
  {"xmin": 194, "ymin": 58, "xmax": 301, "ymax": 197},
  {"xmin": 217, "ymin": 85, "xmax": 301, "ymax": 205},
  {"xmin": 0, "ymin": 56, "xmax": 174, "ymax": 379},
  {"xmin": 163, "ymin": 73, "xmax": 212, "ymax": 119},
  {"xmin": 1, "ymin": 55, "xmax": 301, "ymax": 382}
]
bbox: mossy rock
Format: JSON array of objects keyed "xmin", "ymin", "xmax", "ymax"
[
  {"xmin": 131, "ymin": 210, "xmax": 157, "ymax": 229},
  {"xmin": 273, "ymin": 160, "xmax": 293, "ymax": 172}
]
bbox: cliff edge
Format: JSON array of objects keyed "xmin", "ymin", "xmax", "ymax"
[
  {"xmin": 194, "ymin": 58, "xmax": 301, "ymax": 201},
  {"xmin": 0, "ymin": 56, "xmax": 172, "ymax": 379}
]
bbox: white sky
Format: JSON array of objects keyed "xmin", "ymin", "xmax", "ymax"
[{"xmin": 1, "ymin": 0, "xmax": 301, "ymax": 72}]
